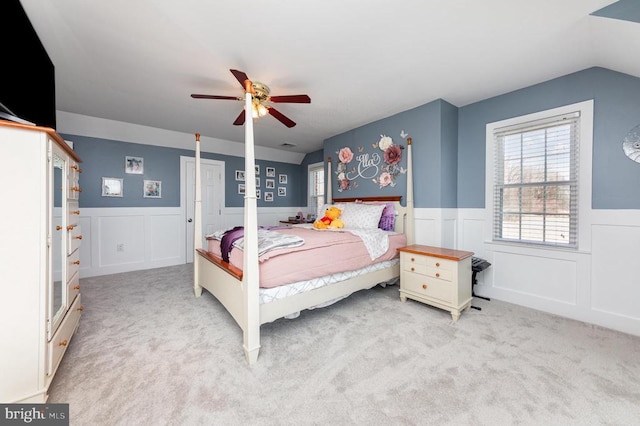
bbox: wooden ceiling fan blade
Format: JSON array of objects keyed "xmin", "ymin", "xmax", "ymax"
[
  {"xmin": 233, "ymin": 109, "xmax": 246, "ymax": 126},
  {"xmin": 268, "ymin": 107, "xmax": 296, "ymax": 128},
  {"xmin": 269, "ymin": 94, "xmax": 311, "ymax": 103},
  {"xmin": 230, "ymin": 69, "xmax": 250, "ymax": 88},
  {"xmin": 191, "ymin": 94, "xmax": 240, "ymax": 100}
]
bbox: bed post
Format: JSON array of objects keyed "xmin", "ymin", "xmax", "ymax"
[
  {"xmin": 326, "ymin": 156, "xmax": 332, "ymax": 203},
  {"xmin": 193, "ymin": 133, "xmax": 203, "ymax": 297},
  {"xmin": 405, "ymin": 137, "xmax": 415, "ymax": 245},
  {"xmin": 242, "ymin": 79, "xmax": 261, "ymax": 364}
]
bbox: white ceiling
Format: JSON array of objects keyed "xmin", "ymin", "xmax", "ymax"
[{"xmin": 19, "ymin": 0, "xmax": 640, "ymax": 154}]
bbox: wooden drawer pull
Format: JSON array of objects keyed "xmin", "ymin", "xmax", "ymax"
[
  {"xmin": 435, "ymin": 262, "xmax": 440, "ymax": 267},
  {"xmin": 74, "ymin": 235, "xmax": 83, "ymax": 240},
  {"xmin": 67, "ymin": 225, "xmax": 76, "ymax": 230},
  {"xmin": 410, "ymin": 267, "xmax": 415, "ymax": 272},
  {"xmin": 78, "ymin": 306, "xmax": 84, "ymax": 311},
  {"xmin": 71, "ymin": 210, "xmax": 80, "ymax": 215},
  {"xmin": 422, "ymin": 284, "xmax": 428, "ymax": 289},
  {"xmin": 72, "ymin": 260, "xmax": 80, "ymax": 265},
  {"xmin": 410, "ymin": 257, "xmax": 415, "ymax": 262},
  {"xmin": 74, "ymin": 285, "xmax": 80, "ymax": 290},
  {"xmin": 58, "ymin": 340, "xmax": 68, "ymax": 347},
  {"xmin": 56, "ymin": 225, "xmax": 63, "ymax": 231},
  {"xmin": 436, "ymin": 273, "xmax": 440, "ymax": 278}
]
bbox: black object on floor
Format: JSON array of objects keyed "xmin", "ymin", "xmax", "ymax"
[{"xmin": 471, "ymin": 257, "xmax": 491, "ymax": 310}]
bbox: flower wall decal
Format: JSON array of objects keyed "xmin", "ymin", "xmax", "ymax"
[
  {"xmin": 373, "ymin": 133, "xmax": 407, "ymax": 188},
  {"xmin": 335, "ymin": 130, "xmax": 409, "ymax": 191}
]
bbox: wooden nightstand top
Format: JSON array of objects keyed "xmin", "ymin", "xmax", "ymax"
[{"xmin": 397, "ymin": 244, "xmax": 474, "ymax": 261}]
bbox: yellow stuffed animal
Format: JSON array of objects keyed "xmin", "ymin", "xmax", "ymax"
[{"xmin": 313, "ymin": 206, "xmax": 344, "ymax": 229}]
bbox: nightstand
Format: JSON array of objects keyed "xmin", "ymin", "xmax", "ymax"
[
  {"xmin": 279, "ymin": 220, "xmax": 310, "ymax": 225},
  {"xmin": 397, "ymin": 244, "xmax": 474, "ymax": 322}
]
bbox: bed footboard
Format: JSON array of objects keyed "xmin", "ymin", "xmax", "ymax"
[{"xmin": 194, "ymin": 249, "xmax": 261, "ymax": 364}]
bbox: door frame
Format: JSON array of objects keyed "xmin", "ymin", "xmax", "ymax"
[{"xmin": 179, "ymin": 155, "xmax": 225, "ymax": 263}]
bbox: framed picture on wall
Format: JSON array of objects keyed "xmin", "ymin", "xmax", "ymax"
[
  {"xmin": 102, "ymin": 177, "xmax": 123, "ymax": 197},
  {"xmin": 255, "ymin": 165, "xmax": 260, "ymax": 175},
  {"xmin": 278, "ymin": 174, "xmax": 288, "ymax": 184},
  {"xmin": 264, "ymin": 192, "xmax": 274, "ymax": 202},
  {"xmin": 256, "ymin": 189, "xmax": 261, "ymax": 199},
  {"xmin": 125, "ymin": 156, "xmax": 143, "ymax": 174},
  {"xmin": 266, "ymin": 179, "xmax": 275, "ymax": 189},
  {"xmin": 278, "ymin": 187, "xmax": 286, "ymax": 197},
  {"xmin": 256, "ymin": 177, "xmax": 261, "ymax": 188},
  {"xmin": 143, "ymin": 180, "xmax": 161, "ymax": 198},
  {"xmin": 266, "ymin": 167, "xmax": 275, "ymax": 177},
  {"xmin": 238, "ymin": 184, "xmax": 245, "ymax": 195},
  {"xmin": 235, "ymin": 170, "xmax": 245, "ymax": 181}
]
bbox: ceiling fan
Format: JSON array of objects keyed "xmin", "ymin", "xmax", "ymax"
[{"xmin": 191, "ymin": 69, "xmax": 311, "ymax": 128}]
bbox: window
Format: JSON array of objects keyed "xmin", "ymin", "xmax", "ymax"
[
  {"xmin": 493, "ymin": 112, "xmax": 579, "ymax": 247},
  {"xmin": 308, "ymin": 162, "xmax": 324, "ymax": 217}
]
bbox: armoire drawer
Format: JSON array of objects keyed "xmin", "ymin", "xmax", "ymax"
[
  {"xmin": 67, "ymin": 201, "xmax": 81, "ymax": 225},
  {"xmin": 66, "ymin": 271, "xmax": 80, "ymax": 307},
  {"xmin": 48, "ymin": 294, "xmax": 82, "ymax": 376},
  {"xmin": 67, "ymin": 222, "xmax": 82, "ymax": 255},
  {"xmin": 67, "ymin": 247, "xmax": 80, "ymax": 277}
]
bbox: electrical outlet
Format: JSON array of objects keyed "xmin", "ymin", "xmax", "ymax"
[{"xmin": 117, "ymin": 243, "xmax": 125, "ymax": 252}]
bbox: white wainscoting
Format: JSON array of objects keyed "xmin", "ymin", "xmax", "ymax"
[
  {"xmin": 454, "ymin": 208, "xmax": 640, "ymax": 337},
  {"xmin": 413, "ymin": 208, "xmax": 459, "ymax": 249},
  {"xmin": 79, "ymin": 206, "xmax": 307, "ymax": 278}
]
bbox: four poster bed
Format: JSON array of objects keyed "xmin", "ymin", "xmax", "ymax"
[{"xmin": 193, "ymin": 80, "xmax": 414, "ymax": 364}]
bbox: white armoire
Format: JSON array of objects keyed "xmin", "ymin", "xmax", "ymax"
[{"xmin": 0, "ymin": 120, "xmax": 83, "ymax": 403}]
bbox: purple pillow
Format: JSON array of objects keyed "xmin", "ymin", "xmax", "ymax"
[{"xmin": 378, "ymin": 203, "xmax": 395, "ymax": 231}]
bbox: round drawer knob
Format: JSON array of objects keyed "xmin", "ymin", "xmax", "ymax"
[
  {"xmin": 411, "ymin": 267, "xmax": 415, "ymax": 272},
  {"xmin": 436, "ymin": 273, "xmax": 440, "ymax": 278},
  {"xmin": 422, "ymin": 284, "xmax": 428, "ymax": 290}
]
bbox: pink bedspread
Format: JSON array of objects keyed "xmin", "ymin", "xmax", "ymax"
[{"xmin": 207, "ymin": 227, "xmax": 406, "ymax": 288}]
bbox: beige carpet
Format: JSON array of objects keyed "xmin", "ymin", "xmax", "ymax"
[{"xmin": 48, "ymin": 264, "xmax": 640, "ymax": 425}]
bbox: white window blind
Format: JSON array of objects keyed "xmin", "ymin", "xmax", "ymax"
[
  {"xmin": 308, "ymin": 163, "xmax": 324, "ymax": 217},
  {"xmin": 493, "ymin": 112, "xmax": 579, "ymax": 247}
]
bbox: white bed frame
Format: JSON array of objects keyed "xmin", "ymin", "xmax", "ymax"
[{"xmin": 193, "ymin": 80, "xmax": 414, "ymax": 364}]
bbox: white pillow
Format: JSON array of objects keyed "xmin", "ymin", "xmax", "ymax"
[
  {"xmin": 317, "ymin": 203, "xmax": 345, "ymax": 220},
  {"xmin": 339, "ymin": 203, "xmax": 385, "ymax": 229}
]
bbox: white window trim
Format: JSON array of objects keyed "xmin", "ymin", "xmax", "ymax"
[{"xmin": 485, "ymin": 100, "xmax": 593, "ymax": 253}]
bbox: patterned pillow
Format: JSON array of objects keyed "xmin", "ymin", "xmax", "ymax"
[
  {"xmin": 340, "ymin": 203, "xmax": 386, "ymax": 230},
  {"xmin": 377, "ymin": 203, "xmax": 396, "ymax": 231}
]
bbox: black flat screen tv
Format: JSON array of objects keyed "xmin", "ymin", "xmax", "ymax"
[{"xmin": 1, "ymin": 0, "xmax": 56, "ymax": 129}]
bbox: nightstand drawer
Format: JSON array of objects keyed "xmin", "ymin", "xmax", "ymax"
[
  {"xmin": 401, "ymin": 255, "xmax": 453, "ymax": 281},
  {"xmin": 402, "ymin": 261, "xmax": 428, "ymax": 275},
  {"xmin": 425, "ymin": 266, "xmax": 452, "ymax": 282},
  {"xmin": 401, "ymin": 273, "xmax": 453, "ymax": 303}
]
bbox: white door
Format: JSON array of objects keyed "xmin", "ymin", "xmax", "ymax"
[{"xmin": 183, "ymin": 157, "xmax": 224, "ymax": 263}]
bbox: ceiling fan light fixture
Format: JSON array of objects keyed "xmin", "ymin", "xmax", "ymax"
[
  {"xmin": 192, "ymin": 69, "xmax": 309, "ymax": 127},
  {"xmin": 251, "ymin": 99, "xmax": 268, "ymax": 118}
]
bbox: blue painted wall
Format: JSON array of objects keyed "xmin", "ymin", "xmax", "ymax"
[
  {"xmin": 458, "ymin": 67, "xmax": 640, "ymax": 209},
  {"xmin": 326, "ymin": 67, "xmax": 640, "ymax": 210},
  {"xmin": 66, "ymin": 135, "xmax": 307, "ymax": 208},
  {"xmin": 324, "ymin": 99, "xmax": 458, "ymax": 208}
]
